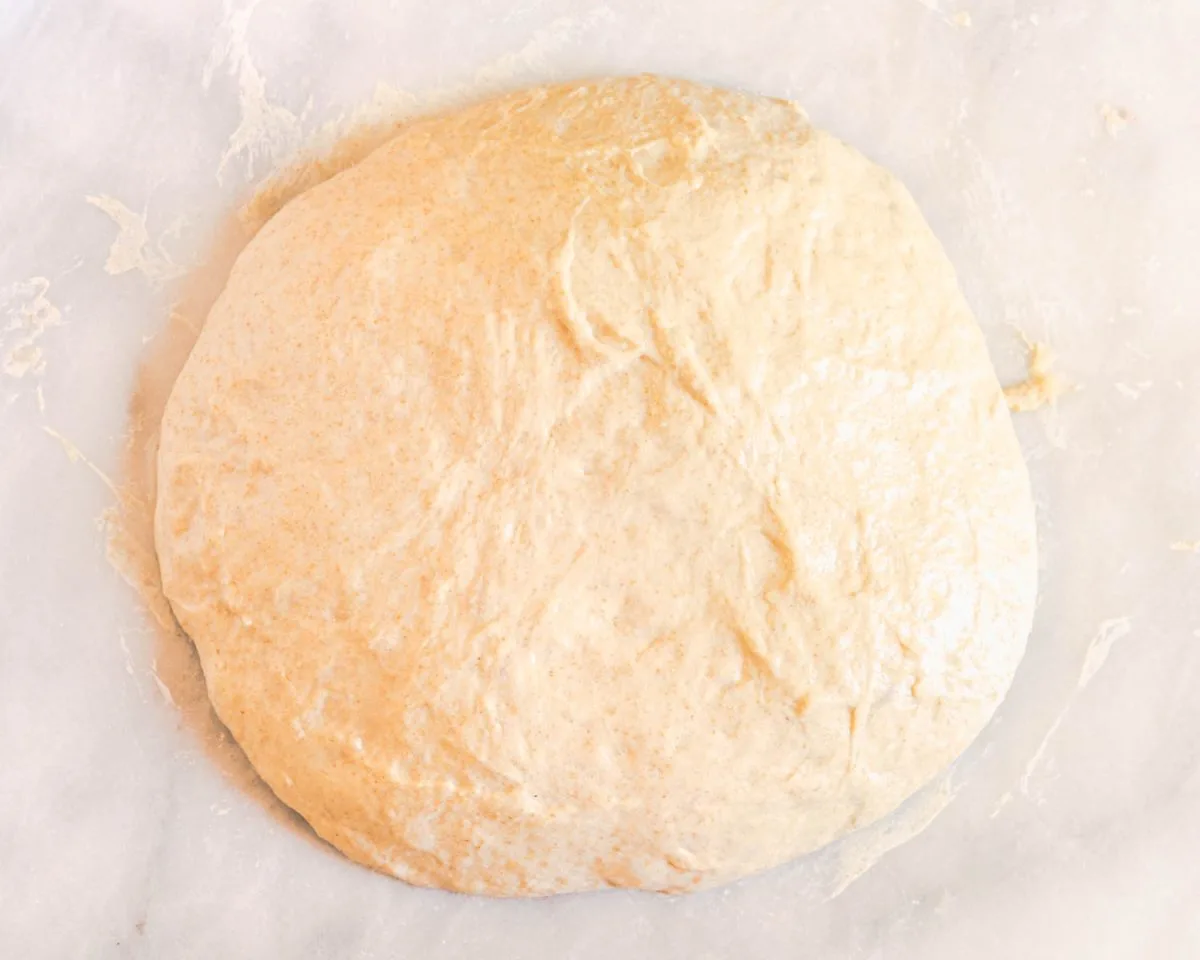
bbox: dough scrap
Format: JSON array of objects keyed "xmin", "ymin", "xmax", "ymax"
[
  {"xmin": 155, "ymin": 75, "xmax": 1037, "ymax": 895},
  {"xmin": 1004, "ymin": 339, "xmax": 1072, "ymax": 412}
]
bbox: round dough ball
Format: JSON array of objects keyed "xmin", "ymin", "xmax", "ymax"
[{"xmin": 156, "ymin": 75, "xmax": 1036, "ymax": 895}]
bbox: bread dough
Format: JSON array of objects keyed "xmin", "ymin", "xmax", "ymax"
[{"xmin": 155, "ymin": 76, "xmax": 1037, "ymax": 895}]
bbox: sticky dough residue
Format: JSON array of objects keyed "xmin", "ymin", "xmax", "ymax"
[
  {"xmin": 1004, "ymin": 339, "xmax": 1073, "ymax": 412},
  {"xmin": 86, "ymin": 196, "xmax": 186, "ymax": 285},
  {"xmin": 1100, "ymin": 103, "xmax": 1133, "ymax": 139},
  {"xmin": 911, "ymin": 0, "xmax": 972, "ymax": 28},
  {"xmin": 2, "ymin": 277, "xmax": 61, "ymax": 381},
  {"xmin": 203, "ymin": 0, "xmax": 305, "ymax": 183},
  {"xmin": 43, "ymin": 426, "xmax": 118, "ymax": 495},
  {"xmin": 992, "ymin": 617, "xmax": 1133, "ymax": 816}
]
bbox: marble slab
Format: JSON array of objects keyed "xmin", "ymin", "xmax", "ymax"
[{"xmin": 1, "ymin": 0, "xmax": 1198, "ymax": 956}]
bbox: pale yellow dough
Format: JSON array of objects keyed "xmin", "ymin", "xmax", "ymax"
[{"xmin": 155, "ymin": 76, "xmax": 1037, "ymax": 895}]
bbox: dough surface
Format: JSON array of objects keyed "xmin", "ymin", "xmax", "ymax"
[{"xmin": 155, "ymin": 75, "xmax": 1037, "ymax": 895}]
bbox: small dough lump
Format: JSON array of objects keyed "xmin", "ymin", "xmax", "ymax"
[{"xmin": 156, "ymin": 76, "xmax": 1037, "ymax": 895}]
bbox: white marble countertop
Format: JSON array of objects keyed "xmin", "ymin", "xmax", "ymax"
[{"xmin": 2, "ymin": 1, "xmax": 1198, "ymax": 956}]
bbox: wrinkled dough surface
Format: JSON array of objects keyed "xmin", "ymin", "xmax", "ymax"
[{"xmin": 155, "ymin": 75, "xmax": 1037, "ymax": 895}]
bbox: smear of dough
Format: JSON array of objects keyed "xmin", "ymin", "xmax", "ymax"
[
  {"xmin": 1169, "ymin": 541, "xmax": 1200, "ymax": 554},
  {"xmin": 1100, "ymin": 103, "xmax": 1132, "ymax": 139},
  {"xmin": 2, "ymin": 277, "xmax": 61, "ymax": 380},
  {"xmin": 86, "ymin": 196, "xmax": 186, "ymax": 285},
  {"xmin": 1114, "ymin": 380, "xmax": 1153, "ymax": 400},
  {"xmin": 912, "ymin": 0, "xmax": 971, "ymax": 27},
  {"xmin": 1004, "ymin": 340, "xmax": 1072, "ymax": 412},
  {"xmin": 42, "ymin": 426, "xmax": 119, "ymax": 495},
  {"xmin": 203, "ymin": 0, "xmax": 305, "ymax": 183},
  {"xmin": 1077, "ymin": 617, "xmax": 1132, "ymax": 689}
]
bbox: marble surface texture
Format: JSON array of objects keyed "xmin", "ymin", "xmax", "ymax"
[{"xmin": 2, "ymin": 0, "xmax": 1198, "ymax": 957}]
